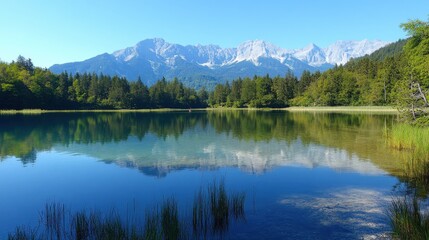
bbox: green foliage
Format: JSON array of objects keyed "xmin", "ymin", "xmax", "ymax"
[
  {"xmin": 208, "ymin": 71, "xmax": 312, "ymax": 108},
  {"xmin": 0, "ymin": 57, "xmax": 208, "ymax": 110},
  {"xmin": 401, "ymin": 19, "xmax": 429, "ymax": 42},
  {"xmin": 395, "ymin": 18, "xmax": 429, "ymax": 124}
]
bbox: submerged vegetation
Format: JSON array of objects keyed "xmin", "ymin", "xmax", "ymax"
[{"xmin": 8, "ymin": 180, "xmax": 246, "ymax": 240}]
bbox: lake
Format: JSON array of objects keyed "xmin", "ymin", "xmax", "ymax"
[{"xmin": 0, "ymin": 111, "xmax": 405, "ymax": 239}]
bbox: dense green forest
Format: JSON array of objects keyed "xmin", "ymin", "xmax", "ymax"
[
  {"xmin": 0, "ymin": 58, "xmax": 207, "ymax": 109},
  {"xmin": 1, "ymin": 19, "xmax": 428, "ymax": 123},
  {"xmin": 207, "ymin": 70, "xmax": 319, "ymax": 108}
]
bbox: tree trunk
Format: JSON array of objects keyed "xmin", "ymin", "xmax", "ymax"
[
  {"xmin": 415, "ymin": 82, "xmax": 428, "ymax": 106},
  {"xmin": 384, "ymin": 78, "xmax": 387, "ymax": 103}
]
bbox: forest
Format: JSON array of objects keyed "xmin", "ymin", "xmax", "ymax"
[
  {"xmin": 0, "ymin": 59, "xmax": 208, "ymax": 110},
  {"xmin": 0, "ymin": 19, "xmax": 428, "ymax": 123}
]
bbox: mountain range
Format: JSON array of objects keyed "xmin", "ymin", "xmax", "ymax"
[{"xmin": 49, "ymin": 38, "xmax": 389, "ymax": 89}]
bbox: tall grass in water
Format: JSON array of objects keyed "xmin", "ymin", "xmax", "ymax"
[
  {"xmin": 209, "ymin": 180, "xmax": 229, "ymax": 232},
  {"xmin": 192, "ymin": 189, "xmax": 210, "ymax": 238},
  {"xmin": 9, "ymin": 203, "xmax": 160, "ymax": 240},
  {"xmin": 387, "ymin": 124, "xmax": 429, "ymax": 155},
  {"xmin": 386, "ymin": 124, "xmax": 429, "ymax": 193},
  {"xmin": 192, "ymin": 179, "xmax": 246, "ymax": 238},
  {"xmin": 8, "ymin": 226, "xmax": 38, "ymax": 240},
  {"xmin": 8, "ymin": 180, "xmax": 246, "ymax": 240},
  {"xmin": 143, "ymin": 210, "xmax": 161, "ymax": 240},
  {"xmin": 161, "ymin": 198, "xmax": 180, "ymax": 240},
  {"xmin": 388, "ymin": 195, "xmax": 429, "ymax": 239},
  {"xmin": 44, "ymin": 203, "xmax": 66, "ymax": 240},
  {"xmin": 71, "ymin": 212, "xmax": 90, "ymax": 240},
  {"xmin": 230, "ymin": 192, "xmax": 246, "ymax": 220}
]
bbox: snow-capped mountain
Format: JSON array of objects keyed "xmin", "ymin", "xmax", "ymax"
[
  {"xmin": 291, "ymin": 43, "xmax": 327, "ymax": 67},
  {"xmin": 49, "ymin": 38, "xmax": 389, "ymax": 89},
  {"xmin": 324, "ymin": 40, "xmax": 389, "ymax": 65}
]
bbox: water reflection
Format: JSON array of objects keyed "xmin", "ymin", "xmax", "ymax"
[
  {"xmin": 280, "ymin": 188, "xmax": 391, "ymax": 237},
  {"xmin": 0, "ymin": 111, "xmax": 401, "ymax": 176},
  {"xmin": 0, "ymin": 111, "xmax": 404, "ymax": 239}
]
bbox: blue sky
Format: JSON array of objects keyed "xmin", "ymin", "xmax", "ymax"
[{"xmin": 0, "ymin": 0, "xmax": 428, "ymax": 68}]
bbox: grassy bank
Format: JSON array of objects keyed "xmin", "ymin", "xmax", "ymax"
[
  {"xmin": 0, "ymin": 109, "xmax": 46, "ymax": 114},
  {"xmin": 8, "ymin": 180, "xmax": 245, "ymax": 240},
  {"xmin": 204, "ymin": 106, "xmax": 398, "ymax": 113},
  {"xmin": 286, "ymin": 106, "xmax": 398, "ymax": 113}
]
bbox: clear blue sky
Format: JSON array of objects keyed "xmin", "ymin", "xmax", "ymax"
[{"xmin": 0, "ymin": 0, "xmax": 428, "ymax": 68}]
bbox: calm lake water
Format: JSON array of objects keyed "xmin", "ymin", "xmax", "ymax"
[{"xmin": 0, "ymin": 111, "xmax": 405, "ymax": 239}]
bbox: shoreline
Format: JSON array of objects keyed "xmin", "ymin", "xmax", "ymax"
[
  {"xmin": 285, "ymin": 106, "xmax": 398, "ymax": 113},
  {"xmin": 0, "ymin": 106, "xmax": 398, "ymax": 114}
]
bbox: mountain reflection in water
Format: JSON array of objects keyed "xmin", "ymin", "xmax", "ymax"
[
  {"xmin": 0, "ymin": 110, "xmax": 404, "ymax": 239},
  {"xmin": 0, "ymin": 111, "xmax": 400, "ymax": 176}
]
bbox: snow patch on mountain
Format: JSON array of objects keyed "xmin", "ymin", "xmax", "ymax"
[
  {"xmin": 324, "ymin": 39, "xmax": 389, "ymax": 65},
  {"xmin": 233, "ymin": 40, "xmax": 287, "ymax": 65},
  {"xmin": 292, "ymin": 43, "xmax": 327, "ymax": 67}
]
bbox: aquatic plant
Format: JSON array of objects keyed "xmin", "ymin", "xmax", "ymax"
[
  {"xmin": 230, "ymin": 192, "xmax": 246, "ymax": 220},
  {"xmin": 7, "ymin": 226, "xmax": 38, "ymax": 240},
  {"xmin": 44, "ymin": 203, "xmax": 66, "ymax": 240},
  {"xmin": 388, "ymin": 195, "xmax": 429, "ymax": 239},
  {"xmin": 386, "ymin": 124, "xmax": 429, "ymax": 194},
  {"xmin": 387, "ymin": 124, "xmax": 429, "ymax": 155},
  {"xmin": 209, "ymin": 180, "xmax": 229, "ymax": 232},
  {"xmin": 160, "ymin": 198, "xmax": 180, "ymax": 240},
  {"xmin": 71, "ymin": 212, "xmax": 89, "ymax": 239},
  {"xmin": 8, "ymin": 180, "xmax": 246, "ymax": 240},
  {"xmin": 192, "ymin": 189, "xmax": 210, "ymax": 238},
  {"xmin": 192, "ymin": 179, "xmax": 246, "ymax": 238},
  {"xmin": 143, "ymin": 210, "xmax": 161, "ymax": 240}
]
